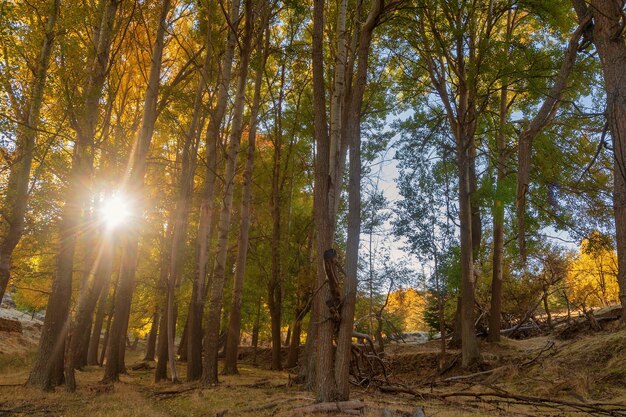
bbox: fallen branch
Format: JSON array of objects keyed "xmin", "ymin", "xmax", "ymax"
[
  {"xmin": 379, "ymin": 384, "xmax": 626, "ymax": 416},
  {"xmin": 152, "ymin": 386, "xmax": 197, "ymax": 396},
  {"xmin": 443, "ymin": 366, "xmax": 510, "ymax": 382},
  {"xmin": 520, "ymin": 341, "xmax": 555, "ymax": 367}
]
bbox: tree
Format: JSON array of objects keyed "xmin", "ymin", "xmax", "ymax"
[
  {"xmin": 571, "ymin": 0, "xmax": 626, "ymax": 317},
  {"xmin": 201, "ymin": 0, "xmax": 252, "ymax": 385},
  {"xmin": 103, "ymin": 0, "xmax": 171, "ymax": 383},
  {"xmin": 0, "ymin": 0, "xmax": 60, "ymax": 303},
  {"xmin": 223, "ymin": 6, "xmax": 270, "ymax": 375},
  {"xmin": 28, "ymin": 0, "xmax": 121, "ymax": 390}
]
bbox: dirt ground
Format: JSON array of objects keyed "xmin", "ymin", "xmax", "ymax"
[{"xmin": 1, "ymin": 317, "xmax": 625, "ymax": 416}]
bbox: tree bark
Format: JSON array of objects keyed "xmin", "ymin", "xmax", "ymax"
[
  {"xmin": 28, "ymin": 0, "xmax": 118, "ymax": 390},
  {"xmin": 0, "ymin": 0, "xmax": 60, "ymax": 303},
  {"xmin": 311, "ymin": 0, "xmax": 337, "ymax": 401},
  {"xmin": 103, "ymin": 0, "xmax": 171, "ymax": 383},
  {"xmin": 186, "ymin": 0, "xmax": 235, "ymax": 382},
  {"xmin": 223, "ymin": 15, "xmax": 268, "ymax": 375},
  {"xmin": 575, "ymin": 0, "xmax": 626, "ymax": 316},
  {"xmin": 334, "ymin": 0, "xmax": 382, "ymax": 399},
  {"xmin": 200, "ymin": 0, "xmax": 250, "ymax": 386},
  {"xmin": 458, "ymin": 136, "xmax": 480, "ymax": 368}
]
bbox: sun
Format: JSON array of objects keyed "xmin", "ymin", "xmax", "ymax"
[{"xmin": 100, "ymin": 194, "xmax": 132, "ymax": 229}]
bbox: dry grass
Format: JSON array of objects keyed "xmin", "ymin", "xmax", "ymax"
[{"xmin": 1, "ymin": 329, "xmax": 624, "ymax": 417}]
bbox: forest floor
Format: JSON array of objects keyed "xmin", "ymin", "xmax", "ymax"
[{"xmin": 0, "ymin": 311, "xmax": 625, "ymax": 416}]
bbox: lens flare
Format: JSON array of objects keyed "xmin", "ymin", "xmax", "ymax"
[{"xmin": 101, "ymin": 194, "xmax": 131, "ymax": 229}]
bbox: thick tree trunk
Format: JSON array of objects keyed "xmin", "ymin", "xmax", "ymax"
[
  {"xmin": 28, "ymin": 0, "xmax": 118, "ymax": 390},
  {"xmin": 103, "ymin": 0, "xmax": 170, "ymax": 383},
  {"xmin": 200, "ymin": 0, "xmax": 249, "ymax": 386},
  {"xmin": 579, "ymin": 0, "xmax": 626, "ymax": 316},
  {"xmin": 0, "ymin": 0, "xmax": 59, "ymax": 303},
  {"xmin": 311, "ymin": 0, "xmax": 337, "ymax": 401},
  {"xmin": 144, "ymin": 310, "xmax": 159, "ymax": 361},
  {"xmin": 223, "ymin": 18, "xmax": 268, "ymax": 375}
]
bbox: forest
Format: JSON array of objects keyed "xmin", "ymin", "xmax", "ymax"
[{"xmin": 0, "ymin": 0, "xmax": 625, "ymax": 415}]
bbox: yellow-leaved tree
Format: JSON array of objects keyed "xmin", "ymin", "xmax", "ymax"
[{"xmin": 567, "ymin": 234, "xmax": 620, "ymax": 310}]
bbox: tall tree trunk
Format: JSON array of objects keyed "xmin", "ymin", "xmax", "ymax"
[
  {"xmin": 187, "ymin": 0, "xmax": 236, "ymax": 382},
  {"xmin": 488, "ymin": 52, "xmax": 510, "ymax": 342},
  {"xmin": 201, "ymin": 0, "xmax": 251, "ymax": 386},
  {"xmin": 269, "ymin": 59, "xmax": 286, "ymax": 372},
  {"xmin": 311, "ymin": 0, "xmax": 336, "ymax": 400},
  {"xmin": 574, "ymin": 0, "xmax": 626, "ymax": 316},
  {"xmin": 28, "ymin": 0, "xmax": 118, "ymax": 390},
  {"xmin": 103, "ymin": 0, "xmax": 171, "ymax": 383},
  {"xmin": 164, "ymin": 0, "xmax": 211, "ymax": 379},
  {"xmin": 333, "ymin": 0, "xmax": 382, "ymax": 400},
  {"xmin": 144, "ymin": 310, "xmax": 159, "ymax": 361},
  {"xmin": 223, "ymin": 16, "xmax": 268, "ymax": 375},
  {"xmin": 0, "ymin": 0, "xmax": 59, "ymax": 303},
  {"xmin": 457, "ymin": 138, "xmax": 481, "ymax": 368}
]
